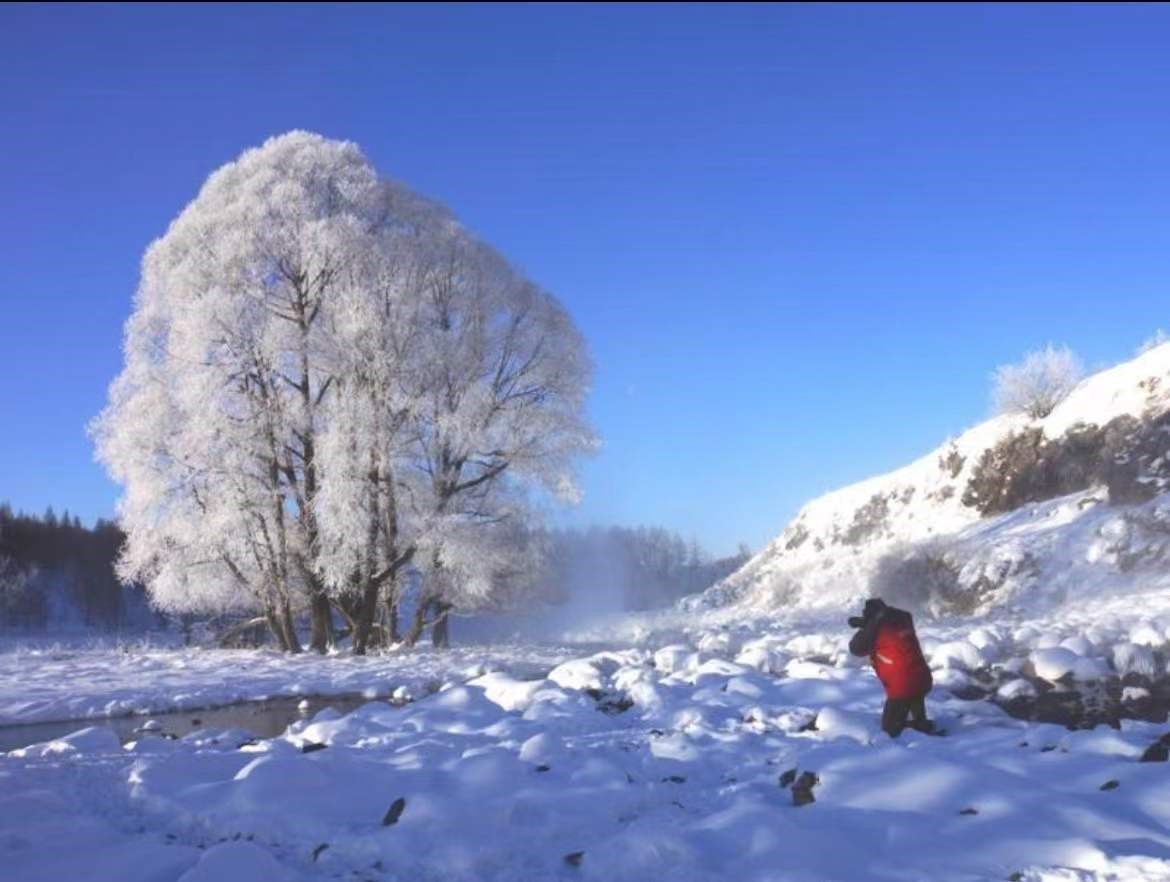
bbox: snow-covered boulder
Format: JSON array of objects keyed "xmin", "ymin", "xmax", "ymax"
[
  {"xmin": 178, "ymin": 841, "xmax": 291, "ymax": 882},
  {"xmin": 930, "ymin": 640, "xmax": 986, "ymax": 672},
  {"xmin": 814, "ymin": 706, "xmax": 875, "ymax": 744},
  {"xmin": 653, "ymin": 645, "xmax": 693, "ymax": 674},
  {"xmin": 1112, "ymin": 643, "xmax": 1159, "ymax": 679},
  {"xmin": 997, "ymin": 678, "xmax": 1038, "ymax": 700},
  {"xmin": 1029, "ymin": 647, "xmax": 1074, "ymax": 680},
  {"xmin": 1129, "ymin": 622, "xmax": 1166, "ymax": 649}
]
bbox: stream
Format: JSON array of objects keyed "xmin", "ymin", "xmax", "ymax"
[{"xmin": 0, "ymin": 693, "xmax": 381, "ymax": 753}]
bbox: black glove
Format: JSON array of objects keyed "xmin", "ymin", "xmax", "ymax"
[{"xmin": 847, "ymin": 616, "xmax": 865, "ymax": 629}]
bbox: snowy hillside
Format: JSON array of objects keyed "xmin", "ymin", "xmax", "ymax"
[{"xmin": 693, "ymin": 343, "xmax": 1170, "ymax": 617}]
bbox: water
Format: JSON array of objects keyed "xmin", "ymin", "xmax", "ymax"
[{"xmin": 0, "ymin": 693, "xmax": 381, "ymax": 753}]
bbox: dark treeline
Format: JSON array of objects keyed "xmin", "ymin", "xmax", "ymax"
[{"xmin": 0, "ymin": 503, "xmax": 152, "ymax": 630}]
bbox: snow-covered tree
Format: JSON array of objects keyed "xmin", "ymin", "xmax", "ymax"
[
  {"xmin": 94, "ymin": 131, "xmax": 594, "ymax": 653},
  {"xmin": 992, "ymin": 344, "xmax": 1083, "ymax": 419},
  {"xmin": 1138, "ymin": 329, "xmax": 1169, "ymax": 355},
  {"xmin": 396, "ymin": 230, "xmax": 595, "ymax": 645}
]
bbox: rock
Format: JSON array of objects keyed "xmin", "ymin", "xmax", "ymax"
[
  {"xmin": 778, "ymin": 768, "xmax": 797, "ymax": 788},
  {"xmin": 391, "ymin": 685, "xmax": 411, "ymax": 704},
  {"xmin": 563, "ymin": 851, "xmax": 584, "ymax": 867},
  {"xmin": 301, "ymin": 741, "xmax": 327, "ymax": 754},
  {"xmin": 958, "ymin": 807, "xmax": 979, "ymax": 816},
  {"xmin": 1099, "ymin": 779, "xmax": 1120, "ymax": 791},
  {"xmin": 382, "ymin": 797, "xmax": 406, "ymax": 826},
  {"xmin": 311, "ymin": 843, "xmax": 329, "ymax": 862},
  {"xmin": 791, "ymin": 771, "xmax": 818, "ymax": 807},
  {"xmin": 1140, "ymin": 742, "xmax": 1169, "ymax": 763},
  {"xmin": 661, "ymin": 775, "xmax": 686, "ymax": 784}
]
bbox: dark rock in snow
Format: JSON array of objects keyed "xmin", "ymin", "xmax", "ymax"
[
  {"xmin": 535, "ymin": 764, "xmax": 551, "ymax": 773},
  {"xmin": 564, "ymin": 851, "xmax": 584, "ymax": 867},
  {"xmin": 1100, "ymin": 779, "xmax": 1121, "ymax": 791},
  {"xmin": 958, "ymin": 807, "xmax": 979, "ymax": 816},
  {"xmin": 583, "ymin": 687, "xmax": 634, "ymax": 715},
  {"xmin": 382, "ymin": 797, "xmax": 406, "ymax": 826},
  {"xmin": 799, "ymin": 716, "xmax": 819, "ymax": 732},
  {"xmin": 1140, "ymin": 741, "xmax": 1169, "ymax": 763},
  {"xmin": 311, "ymin": 843, "xmax": 329, "ymax": 862},
  {"xmin": 792, "ymin": 771, "xmax": 818, "ymax": 806},
  {"xmin": 778, "ymin": 768, "xmax": 797, "ymax": 788},
  {"xmin": 301, "ymin": 741, "xmax": 328, "ymax": 754},
  {"xmin": 950, "ymin": 685, "xmax": 990, "ymax": 701},
  {"xmin": 662, "ymin": 775, "xmax": 686, "ymax": 784}
]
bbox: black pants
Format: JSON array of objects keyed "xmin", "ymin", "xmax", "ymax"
[{"xmin": 881, "ymin": 695, "xmax": 931, "ymax": 737}]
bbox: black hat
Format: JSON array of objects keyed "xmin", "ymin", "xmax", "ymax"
[{"xmin": 863, "ymin": 598, "xmax": 887, "ymax": 619}]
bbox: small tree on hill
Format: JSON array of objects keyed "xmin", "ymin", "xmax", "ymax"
[{"xmin": 992, "ymin": 344, "xmax": 1083, "ymax": 419}]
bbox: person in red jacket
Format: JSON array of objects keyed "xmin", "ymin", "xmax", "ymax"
[{"xmin": 848, "ymin": 597, "xmax": 935, "ymax": 737}]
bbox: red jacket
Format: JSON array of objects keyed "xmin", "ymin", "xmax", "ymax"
[{"xmin": 849, "ymin": 607, "xmax": 932, "ymax": 700}]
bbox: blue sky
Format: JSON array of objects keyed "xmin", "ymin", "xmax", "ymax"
[{"xmin": 1, "ymin": 4, "xmax": 1169, "ymax": 555}]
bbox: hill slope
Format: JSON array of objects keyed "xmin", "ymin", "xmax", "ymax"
[{"xmin": 691, "ymin": 343, "xmax": 1170, "ymax": 619}]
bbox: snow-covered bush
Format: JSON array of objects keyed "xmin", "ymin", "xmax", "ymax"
[
  {"xmin": 992, "ymin": 344, "xmax": 1083, "ymax": 419},
  {"xmin": 1137, "ymin": 329, "xmax": 1169, "ymax": 355}
]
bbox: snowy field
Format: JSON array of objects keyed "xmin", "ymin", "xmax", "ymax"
[
  {"xmin": 0, "ymin": 639, "xmax": 581, "ymax": 727},
  {"xmin": 8, "ymin": 606, "xmax": 1170, "ymax": 881}
]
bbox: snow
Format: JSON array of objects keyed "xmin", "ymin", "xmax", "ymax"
[
  {"xmin": 691, "ymin": 342, "xmax": 1170, "ymax": 619},
  {"xmin": 6, "ymin": 616, "xmax": 1170, "ymax": 881},
  {"xmin": 0, "ymin": 642, "xmax": 578, "ymax": 726},
  {"xmin": 9, "ymin": 346, "xmax": 1170, "ymax": 879}
]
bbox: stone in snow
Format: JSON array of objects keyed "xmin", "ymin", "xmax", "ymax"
[{"xmin": 382, "ymin": 797, "xmax": 406, "ymax": 826}]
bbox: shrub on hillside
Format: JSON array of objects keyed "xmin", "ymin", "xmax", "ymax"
[{"xmin": 992, "ymin": 344, "xmax": 1083, "ymax": 419}]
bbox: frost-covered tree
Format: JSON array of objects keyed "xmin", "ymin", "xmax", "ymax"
[
  {"xmin": 94, "ymin": 131, "xmax": 593, "ymax": 653},
  {"xmin": 992, "ymin": 344, "xmax": 1083, "ymax": 419},
  {"xmin": 396, "ymin": 230, "xmax": 594, "ymax": 646},
  {"xmin": 1138, "ymin": 329, "xmax": 1169, "ymax": 355}
]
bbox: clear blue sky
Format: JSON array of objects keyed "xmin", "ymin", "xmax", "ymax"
[{"xmin": 2, "ymin": 4, "xmax": 1169, "ymax": 555}]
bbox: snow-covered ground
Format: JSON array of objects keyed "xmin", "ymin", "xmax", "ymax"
[
  {"xmin": 0, "ymin": 641, "xmax": 582, "ymax": 726},
  {"xmin": 8, "ymin": 608, "xmax": 1170, "ymax": 882}
]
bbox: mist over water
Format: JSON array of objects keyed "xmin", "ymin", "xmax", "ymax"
[{"xmin": 454, "ymin": 527, "xmax": 750, "ymax": 645}]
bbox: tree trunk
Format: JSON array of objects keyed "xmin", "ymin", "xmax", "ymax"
[
  {"xmin": 279, "ymin": 599, "xmax": 302, "ymax": 653},
  {"xmin": 265, "ymin": 607, "xmax": 289, "ymax": 651},
  {"xmin": 404, "ymin": 597, "xmax": 431, "ymax": 647},
  {"xmin": 431, "ymin": 602, "xmax": 452, "ymax": 648},
  {"xmin": 308, "ymin": 590, "xmax": 332, "ymax": 654},
  {"xmin": 385, "ymin": 597, "xmax": 400, "ymax": 644},
  {"xmin": 351, "ymin": 580, "xmax": 381, "ymax": 656}
]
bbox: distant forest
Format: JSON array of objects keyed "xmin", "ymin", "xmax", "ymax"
[
  {"xmin": 0, "ymin": 504, "xmax": 154, "ymax": 630},
  {"xmin": 0, "ymin": 504, "xmax": 747, "ymax": 636}
]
